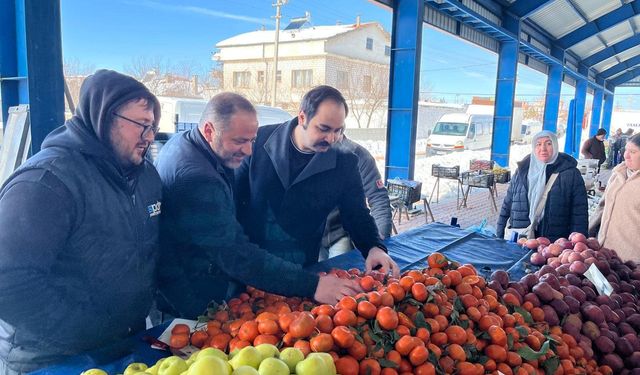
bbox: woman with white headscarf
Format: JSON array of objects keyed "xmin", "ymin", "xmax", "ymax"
[{"xmin": 497, "ymin": 130, "xmax": 588, "ymax": 241}]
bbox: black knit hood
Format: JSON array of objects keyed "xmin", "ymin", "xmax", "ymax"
[{"xmin": 41, "ymin": 69, "xmax": 160, "ymax": 161}]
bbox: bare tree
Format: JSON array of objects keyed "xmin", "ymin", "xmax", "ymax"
[
  {"xmin": 341, "ymin": 62, "xmax": 389, "ymax": 128},
  {"xmin": 63, "ymin": 58, "xmax": 95, "ymax": 111}
]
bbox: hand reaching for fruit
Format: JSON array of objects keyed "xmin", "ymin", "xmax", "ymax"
[
  {"xmin": 365, "ymin": 247, "xmax": 400, "ymax": 278},
  {"xmin": 313, "ymin": 274, "xmax": 363, "ymax": 305}
]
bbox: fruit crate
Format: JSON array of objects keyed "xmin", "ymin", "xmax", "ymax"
[
  {"xmin": 431, "ymin": 164, "xmax": 460, "ymax": 179},
  {"xmin": 387, "ymin": 179, "xmax": 422, "ymax": 206},
  {"xmin": 469, "ymin": 159, "xmax": 495, "ymax": 171},
  {"xmin": 461, "ymin": 171, "xmax": 494, "ymax": 188},
  {"xmin": 493, "ymin": 170, "xmax": 511, "ymax": 184}
]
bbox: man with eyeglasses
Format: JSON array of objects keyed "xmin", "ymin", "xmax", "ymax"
[
  {"xmin": 0, "ymin": 69, "xmax": 162, "ymax": 374},
  {"xmin": 153, "ymin": 93, "xmax": 363, "ymax": 320},
  {"xmin": 235, "ymin": 85, "xmax": 400, "ymax": 279}
]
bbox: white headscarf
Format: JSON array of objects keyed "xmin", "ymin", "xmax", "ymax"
[{"xmin": 527, "ymin": 130, "xmax": 559, "ymax": 227}]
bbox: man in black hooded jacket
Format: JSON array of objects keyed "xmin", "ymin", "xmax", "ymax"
[{"xmin": 0, "ymin": 70, "xmax": 162, "ymax": 374}]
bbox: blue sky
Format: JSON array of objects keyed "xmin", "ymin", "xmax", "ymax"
[{"xmin": 60, "ymin": 0, "xmax": 637, "ymax": 109}]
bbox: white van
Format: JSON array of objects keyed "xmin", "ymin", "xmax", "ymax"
[{"xmin": 426, "ymin": 113, "xmax": 493, "ymax": 154}]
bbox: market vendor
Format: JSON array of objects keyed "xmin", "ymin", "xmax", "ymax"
[
  {"xmin": 497, "ymin": 130, "xmax": 588, "ymax": 242},
  {"xmin": 234, "ymin": 85, "xmax": 400, "ymax": 277},
  {"xmin": 0, "ymin": 70, "xmax": 162, "ymax": 374},
  {"xmin": 589, "ymin": 133, "xmax": 640, "ymax": 263},
  {"xmin": 154, "ymin": 92, "xmax": 363, "ymax": 319}
]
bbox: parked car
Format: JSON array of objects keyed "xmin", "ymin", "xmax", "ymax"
[{"xmin": 426, "ymin": 113, "xmax": 493, "ymax": 154}]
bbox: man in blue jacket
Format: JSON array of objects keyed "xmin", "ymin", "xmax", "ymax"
[
  {"xmin": 235, "ymin": 86, "xmax": 399, "ymax": 276},
  {"xmin": 154, "ymin": 92, "xmax": 363, "ymax": 319},
  {"xmin": 0, "ymin": 70, "xmax": 162, "ymax": 374}
]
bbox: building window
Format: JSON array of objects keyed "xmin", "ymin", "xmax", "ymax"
[
  {"xmin": 362, "ymin": 75, "xmax": 372, "ymax": 92},
  {"xmin": 291, "ymin": 69, "xmax": 313, "ymax": 88},
  {"xmin": 366, "ymin": 38, "xmax": 373, "ymax": 50},
  {"xmin": 385, "ymin": 45, "xmax": 391, "ymax": 56},
  {"xmin": 233, "ymin": 71, "xmax": 251, "ymax": 88},
  {"xmin": 337, "ymin": 71, "xmax": 349, "ymax": 89},
  {"xmin": 257, "ymin": 71, "xmax": 265, "ymax": 83},
  {"xmin": 276, "ymin": 70, "xmax": 282, "ymax": 82}
]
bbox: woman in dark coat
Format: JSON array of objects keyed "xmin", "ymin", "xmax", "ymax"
[{"xmin": 497, "ymin": 131, "xmax": 588, "ymax": 241}]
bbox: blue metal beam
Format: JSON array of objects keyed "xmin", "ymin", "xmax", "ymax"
[
  {"xmin": 589, "ymin": 88, "xmax": 604, "ymax": 137},
  {"xmin": 601, "ymin": 92, "xmax": 614, "ymax": 134},
  {"xmin": 385, "ymin": 0, "xmax": 423, "ymax": 180},
  {"xmin": 543, "ymin": 46, "xmax": 564, "ymax": 132},
  {"xmin": 557, "ymin": 1, "xmax": 640, "ymax": 49},
  {"xmin": 508, "ymin": 0, "xmax": 553, "ymax": 18},
  {"xmin": 490, "ymin": 14, "xmax": 519, "ymax": 168},
  {"xmin": 610, "ymin": 66, "xmax": 640, "ymax": 86},
  {"xmin": 583, "ymin": 34, "xmax": 640, "ymax": 67},
  {"xmin": 569, "ymin": 76, "xmax": 588, "ymax": 159},
  {"xmin": 0, "ymin": 0, "xmax": 65, "ymax": 153},
  {"xmin": 600, "ymin": 55, "xmax": 640, "ymax": 79}
]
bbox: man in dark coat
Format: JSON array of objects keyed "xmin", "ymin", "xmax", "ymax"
[
  {"xmin": 497, "ymin": 132, "xmax": 588, "ymax": 242},
  {"xmin": 320, "ymin": 135, "xmax": 392, "ymax": 259},
  {"xmin": 581, "ymin": 128, "xmax": 607, "ymax": 168},
  {"xmin": 235, "ymin": 86, "xmax": 399, "ymax": 276},
  {"xmin": 154, "ymin": 93, "xmax": 363, "ymax": 318},
  {"xmin": 0, "ymin": 70, "xmax": 162, "ymax": 374}
]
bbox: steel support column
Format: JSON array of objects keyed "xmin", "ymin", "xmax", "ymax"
[
  {"xmin": 490, "ymin": 15, "xmax": 519, "ymax": 168},
  {"xmin": 589, "ymin": 87, "xmax": 604, "ymax": 137},
  {"xmin": 0, "ymin": 0, "xmax": 65, "ymax": 152},
  {"xmin": 385, "ymin": 0, "xmax": 423, "ymax": 180},
  {"xmin": 601, "ymin": 91, "xmax": 614, "ymax": 134},
  {"xmin": 567, "ymin": 74, "xmax": 587, "ymax": 159},
  {"xmin": 542, "ymin": 47, "xmax": 564, "ymax": 132}
]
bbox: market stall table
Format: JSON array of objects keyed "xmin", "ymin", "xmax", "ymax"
[{"xmin": 32, "ymin": 222, "xmax": 533, "ymax": 374}]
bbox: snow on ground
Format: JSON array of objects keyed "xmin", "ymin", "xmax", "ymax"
[{"xmin": 357, "ymin": 136, "xmax": 567, "ymax": 203}]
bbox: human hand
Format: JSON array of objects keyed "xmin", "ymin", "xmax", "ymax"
[
  {"xmin": 365, "ymin": 247, "xmax": 400, "ymax": 278},
  {"xmin": 314, "ymin": 274, "xmax": 363, "ymax": 305}
]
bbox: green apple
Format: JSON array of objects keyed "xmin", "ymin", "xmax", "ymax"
[
  {"xmin": 295, "ymin": 356, "xmax": 330, "ymax": 375},
  {"xmin": 158, "ymin": 355, "xmax": 188, "ymax": 375},
  {"xmin": 228, "ymin": 346, "xmax": 262, "ymax": 370},
  {"xmin": 257, "ymin": 357, "xmax": 289, "ymax": 375},
  {"xmin": 187, "ymin": 355, "xmax": 230, "ymax": 375},
  {"xmin": 195, "ymin": 347, "xmax": 228, "ymax": 361},
  {"xmin": 147, "ymin": 358, "xmax": 165, "ymax": 375},
  {"xmin": 228, "ymin": 348, "xmax": 240, "ymax": 359},
  {"xmin": 279, "ymin": 347, "xmax": 304, "ymax": 372},
  {"xmin": 232, "ymin": 366, "xmax": 259, "ymax": 375},
  {"xmin": 255, "ymin": 344, "xmax": 279, "ymax": 360},
  {"xmin": 306, "ymin": 353, "xmax": 336, "ymax": 375},
  {"xmin": 124, "ymin": 363, "xmax": 149, "ymax": 375},
  {"xmin": 81, "ymin": 369, "xmax": 108, "ymax": 375}
]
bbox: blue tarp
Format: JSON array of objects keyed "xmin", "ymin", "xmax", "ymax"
[{"xmin": 32, "ymin": 223, "xmax": 533, "ymax": 374}]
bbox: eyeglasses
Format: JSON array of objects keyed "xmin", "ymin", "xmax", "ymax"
[{"xmin": 113, "ymin": 113, "xmax": 159, "ymax": 138}]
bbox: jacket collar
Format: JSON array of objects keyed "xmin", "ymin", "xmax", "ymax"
[
  {"xmin": 613, "ymin": 162, "xmax": 639, "ymax": 181},
  {"xmin": 264, "ymin": 117, "xmax": 337, "ymax": 188}
]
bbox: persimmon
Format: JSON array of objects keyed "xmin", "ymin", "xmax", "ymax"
[
  {"xmin": 289, "ymin": 312, "xmax": 315, "ymax": 338},
  {"xmin": 359, "ymin": 275, "xmax": 376, "ymax": 291},
  {"xmin": 208, "ymin": 333, "xmax": 231, "ymax": 351},
  {"xmin": 169, "ymin": 333, "xmax": 189, "ymax": 349},
  {"xmin": 359, "ymin": 358, "xmax": 382, "ymax": 375},
  {"xmin": 335, "ymin": 355, "xmax": 359, "ymax": 375},
  {"xmin": 376, "ymin": 306, "xmax": 399, "ymax": 330},
  {"xmin": 447, "ymin": 343, "xmax": 466, "ymax": 361},
  {"xmin": 410, "ymin": 282, "xmax": 428, "ymax": 302},
  {"xmin": 427, "ymin": 252, "xmax": 447, "ymax": 269},
  {"xmin": 347, "ymin": 339, "xmax": 367, "ymax": 360},
  {"xmin": 334, "ymin": 309, "xmax": 358, "ymax": 326},
  {"xmin": 487, "ymin": 325, "xmax": 507, "ymax": 346},
  {"xmin": 310, "ymin": 333, "xmax": 333, "ymax": 352},
  {"xmin": 395, "ymin": 335, "xmax": 418, "ymax": 356},
  {"xmin": 409, "ymin": 345, "xmax": 429, "ymax": 366},
  {"xmin": 413, "ymin": 362, "xmax": 436, "ymax": 375},
  {"xmin": 445, "ymin": 325, "xmax": 467, "ymax": 345},
  {"xmin": 190, "ymin": 330, "xmax": 208, "ymax": 348},
  {"xmin": 293, "ymin": 340, "xmax": 311, "ymax": 357},
  {"xmin": 357, "ymin": 300, "xmax": 377, "ymax": 319},
  {"xmin": 171, "ymin": 324, "xmax": 190, "ymax": 335},
  {"xmin": 336, "ymin": 295, "xmax": 358, "ymax": 311},
  {"xmin": 331, "ymin": 326, "xmax": 355, "ymax": 348}
]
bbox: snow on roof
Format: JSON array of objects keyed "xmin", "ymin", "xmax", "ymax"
[{"xmin": 216, "ymin": 23, "xmax": 374, "ymax": 47}]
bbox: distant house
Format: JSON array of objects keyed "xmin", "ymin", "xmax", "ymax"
[{"xmin": 213, "ymin": 21, "xmax": 391, "ymax": 128}]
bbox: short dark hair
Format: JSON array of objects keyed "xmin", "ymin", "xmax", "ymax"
[
  {"xmin": 628, "ymin": 133, "xmax": 640, "ymax": 149},
  {"xmin": 199, "ymin": 92, "xmax": 256, "ymax": 131},
  {"xmin": 626, "ymin": 128, "xmax": 634, "ymax": 135},
  {"xmin": 300, "ymin": 85, "xmax": 349, "ymax": 122},
  {"xmin": 596, "ymin": 128, "xmax": 607, "ymax": 136}
]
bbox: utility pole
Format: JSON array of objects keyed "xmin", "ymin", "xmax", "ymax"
[{"xmin": 271, "ymin": 0, "xmax": 287, "ymax": 107}]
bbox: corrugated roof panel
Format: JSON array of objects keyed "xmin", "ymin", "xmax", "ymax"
[
  {"xmin": 593, "ymin": 56, "xmax": 619, "ymax": 72},
  {"xmin": 461, "ymin": 0, "xmax": 501, "ymax": 25},
  {"xmin": 460, "ymin": 24, "xmax": 499, "ymax": 52},
  {"xmin": 424, "ymin": 6, "xmax": 457, "ymax": 35},
  {"xmin": 529, "ymin": 0, "xmax": 586, "ymax": 39},
  {"xmin": 600, "ymin": 21, "xmax": 634, "ymax": 46},
  {"xmin": 573, "ymin": 0, "xmax": 622, "ymax": 22},
  {"xmin": 569, "ymin": 35, "xmax": 606, "ymax": 58},
  {"xmin": 631, "ymin": 16, "xmax": 640, "ymax": 31},
  {"xmin": 616, "ymin": 45, "xmax": 640, "ymax": 62}
]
